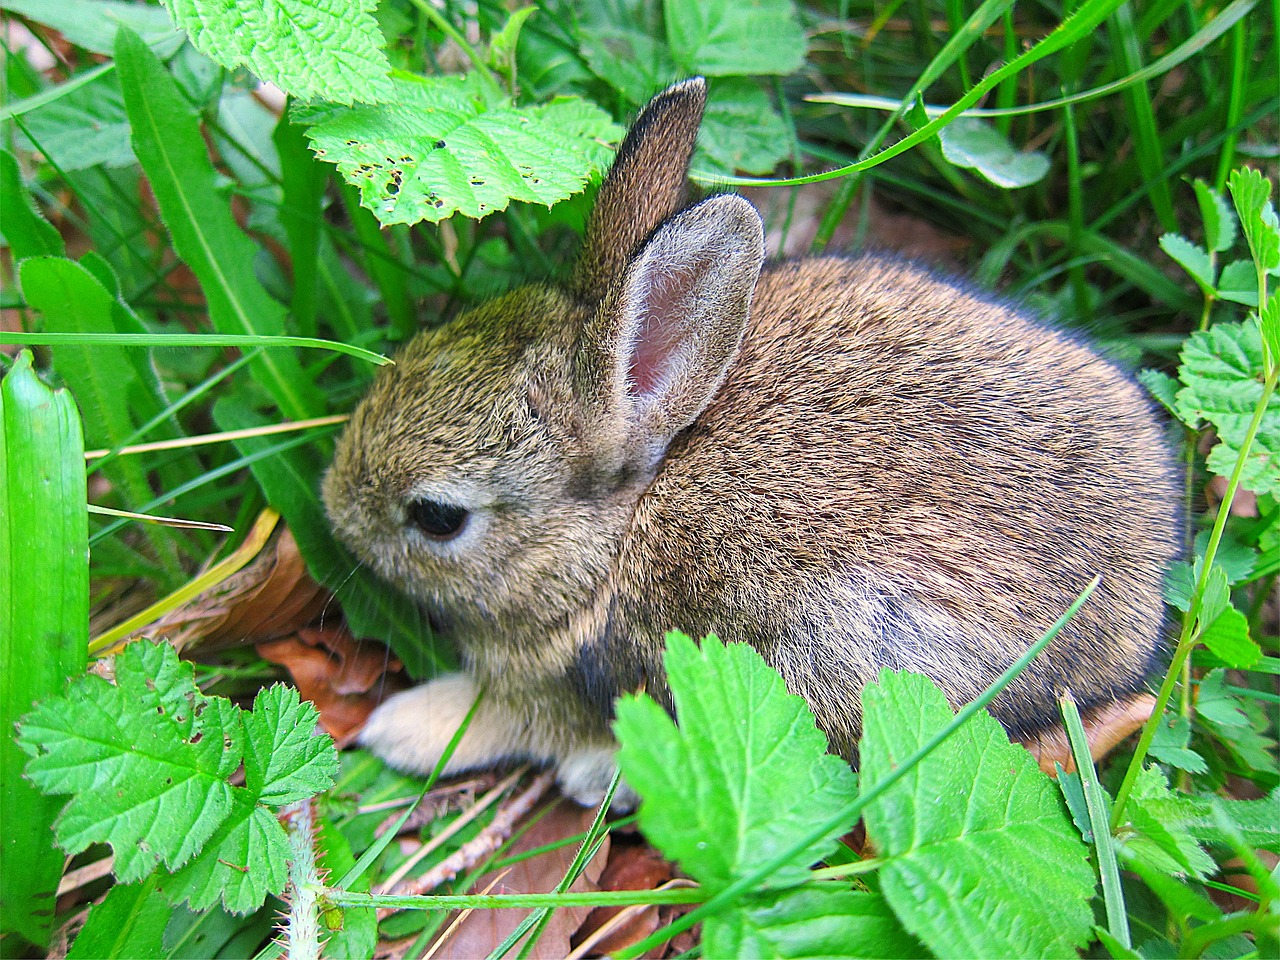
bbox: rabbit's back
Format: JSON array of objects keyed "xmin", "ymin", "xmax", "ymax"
[{"xmin": 612, "ymin": 254, "xmax": 1179, "ymax": 751}]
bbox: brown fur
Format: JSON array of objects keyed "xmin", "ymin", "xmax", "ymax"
[{"xmin": 323, "ymin": 78, "xmax": 1179, "ymax": 803}]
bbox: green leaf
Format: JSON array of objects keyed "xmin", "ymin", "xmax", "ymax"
[
  {"xmin": 1216, "ymin": 259, "xmax": 1259, "ymax": 306},
  {"xmin": 1177, "ymin": 320, "xmax": 1280, "ymax": 495},
  {"xmin": 66, "ymin": 879, "xmax": 170, "ymax": 960},
  {"xmin": 0, "ymin": 149, "xmax": 65, "ymax": 260},
  {"xmin": 0, "ymin": 351, "xmax": 87, "ymax": 948},
  {"xmin": 1194, "ymin": 178, "xmax": 1236, "ymax": 253},
  {"xmin": 1199, "ymin": 605, "xmax": 1261, "ymax": 668},
  {"xmin": 161, "ymin": 0, "xmax": 393, "ymax": 104},
  {"xmin": 1149, "ymin": 713, "xmax": 1208, "ymax": 774},
  {"xmin": 1194, "ymin": 670, "xmax": 1250, "ymax": 728},
  {"xmin": 0, "ymin": 0, "xmax": 184, "ymax": 56},
  {"xmin": 161, "ymin": 796, "xmax": 290, "ymax": 914},
  {"xmin": 1123, "ymin": 766, "xmax": 1215, "ymax": 880},
  {"xmin": 242, "ymin": 685, "xmax": 339, "ymax": 805},
  {"xmin": 663, "ymin": 0, "xmax": 806, "ymax": 76},
  {"xmin": 938, "ymin": 117, "xmax": 1052, "ymax": 189},
  {"xmin": 302, "ymin": 73, "xmax": 621, "ymax": 225},
  {"xmin": 1137, "ymin": 369, "xmax": 1185, "ymax": 422},
  {"xmin": 1190, "ymin": 789, "xmax": 1280, "ymax": 853},
  {"xmin": 19, "ymin": 71, "xmax": 134, "ymax": 170},
  {"xmin": 1228, "ymin": 167, "xmax": 1280, "ymax": 275},
  {"xmin": 576, "ymin": 25, "xmax": 676, "ymax": 105},
  {"xmin": 17, "ymin": 641, "xmax": 337, "ymax": 913},
  {"xmin": 1159, "ymin": 233, "xmax": 1215, "ymax": 294},
  {"xmin": 488, "ymin": 6, "xmax": 538, "ymax": 75},
  {"xmin": 859, "ymin": 671, "xmax": 1095, "ymax": 958},
  {"xmin": 704, "ymin": 886, "xmax": 923, "ymax": 959},
  {"xmin": 1261, "ymin": 289, "xmax": 1280, "ymax": 369},
  {"xmin": 18, "ymin": 641, "xmax": 239, "ymax": 883},
  {"xmin": 697, "ymin": 78, "xmax": 789, "ymax": 176},
  {"xmin": 614, "ymin": 634, "xmax": 858, "ymax": 891},
  {"xmin": 114, "ymin": 26, "xmax": 323, "ymax": 421}
]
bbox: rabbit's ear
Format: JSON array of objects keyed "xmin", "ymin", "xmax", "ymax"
[
  {"xmin": 577, "ymin": 194, "xmax": 764, "ymax": 473},
  {"xmin": 571, "ymin": 78, "xmax": 707, "ymax": 303}
]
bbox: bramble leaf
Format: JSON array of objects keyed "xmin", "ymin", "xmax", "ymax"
[
  {"xmin": 1137, "ymin": 368, "xmax": 1184, "ymax": 422},
  {"xmin": 1123, "ymin": 766, "xmax": 1215, "ymax": 880},
  {"xmin": 698, "ymin": 78, "xmax": 790, "ymax": 176},
  {"xmin": 939, "ymin": 117, "xmax": 1051, "ymax": 189},
  {"xmin": 160, "ymin": 0, "xmax": 393, "ymax": 104},
  {"xmin": 1149, "ymin": 713, "xmax": 1208, "ymax": 774},
  {"xmin": 614, "ymin": 634, "xmax": 858, "ymax": 891},
  {"xmin": 1190, "ymin": 789, "xmax": 1280, "ymax": 853},
  {"xmin": 1228, "ymin": 167, "xmax": 1280, "ymax": 275},
  {"xmin": 704, "ymin": 886, "xmax": 923, "ymax": 959},
  {"xmin": 1177, "ymin": 320, "xmax": 1280, "ymax": 495},
  {"xmin": 1199, "ymin": 605, "xmax": 1260, "ymax": 668},
  {"xmin": 664, "ymin": 0, "xmax": 807, "ymax": 77},
  {"xmin": 1194, "ymin": 179, "xmax": 1236, "ymax": 253},
  {"xmin": 860, "ymin": 671, "xmax": 1095, "ymax": 958},
  {"xmin": 300, "ymin": 73, "xmax": 621, "ymax": 225},
  {"xmin": 17, "ymin": 641, "xmax": 337, "ymax": 912},
  {"xmin": 1160, "ymin": 233, "xmax": 1215, "ymax": 294}
]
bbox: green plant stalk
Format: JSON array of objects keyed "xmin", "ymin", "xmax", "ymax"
[
  {"xmin": 282, "ymin": 799, "xmax": 321, "ymax": 960},
  {"xmin": 324, "ymin": 888, "xmax": 706, "ymax": 911},
  {"xmin": 406, "ymin": 0, "xmax": 500, "ymax": 93},
  {"xmin": 617, "ymin": 578, "xmax": 1101, "ymax": 959},
  {"xmin": 1061, "ymin": 694, "xmax": 1130, "ymax": 949},
  {"xmin": 0, "ymin": 332, "xmax": 390, "ymax": 365},
  {"xmin": 1111, "ymin": 360, "xmax": 1280, "ymax": 826}
]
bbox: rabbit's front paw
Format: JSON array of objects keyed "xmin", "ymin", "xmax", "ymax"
[
  {"xmin": 556, "ymin": 746, "xmax": 638, "ymax": 812},
  {"xmin": 359, "ymin": 673, "xmax": 535, "ymax": 776}
]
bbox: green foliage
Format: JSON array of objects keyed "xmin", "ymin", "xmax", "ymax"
[
  {"xmin": 161, "ymin": 0, "xmax": 393, "ymax": 104},
  {"xmin": 615, "ymin": 634, "xmax": 858, "ymax": 892},
  {"xmin": 0, "ymin": 352, "xmax": 88, "ymax": 948},
  {"xmin": 938, "ymin": 117, "xmax": 1051, "ymax": 188},
  {"xmin": 18, "ymin": 640, "xmax": 337, "ymax": 913},
  {"xmin": 860, "ymin": 672, "xmax": 1095, "ymax": 958},
  {"xmin": 299, "ymin": 73, "xmax": 620, "ymax": 224}
]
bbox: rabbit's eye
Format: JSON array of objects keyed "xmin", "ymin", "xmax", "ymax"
[{"xmin": 407, "ymin": 498, "xmax": 469, "ymax": 540}]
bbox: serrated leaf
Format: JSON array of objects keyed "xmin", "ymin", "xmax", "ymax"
[
  {"xmin": 241, "ymin": 685, "xmax": 338, "ymax": 805},
  {"xmin": 1164, "ymin": 561, "xmax": 1195, "ymax": 612},
  {"xmin": 1228, "ymin": 167, "xmax": 1280, "ymax": 274},
  {"xmin": 1193, "ymin": 179, "xmax": 1236, "ymax": 253},
  {"xmin": 1192, "ymin": 528, "xmax": 1257, "ymax": 584},
  {"xmin": 1216, "ymin": 259, "xmax": 1259, "ymax": 306},
  {"xmin": 161, "ymin": 796, "xmax": 291, "ymax": 914},
  {"xmin": 939, "ymin": 116, "xmax": 1051, "ymax": 189},
  {"xmin": 1124, "ymin": 766, "xmax": 1215, "ymax": 880},
  {"xmin": 1160, "ymin": 233, "xmax": 1215, "ymax": 294},
  {"xmin": 698, "ymin": 78, "xmax": 789, "ymax": 176},
  {"xmin": 860, "ymin": 671, "xmax": 1094, "ymax": 958},
  {"xmin": 161, "ymin": 0, "xmax": 393, "ymax": 104},
  {"xmin": 1149, "ymin": 713, "xmax": 1208, "ymax": 774},
  {"xmin": 302, "ymin": 73, "xmax": 621, "ymax": 225},
  {"xmin": 576, "ymin": 25, "xmax": 676, "ymax": 105},
  {"xmin": 1195, "ymin": 670, "xmax": 1250, "ymax": 728},
  {"xmin": 0, "ymin": 0, "xmax": 184, "ymax": 56},
  {"xmin": 17, "ymin": 641, "xmax": 240, "ymax": 883},
  {"xmin": 1197, "ymin": 560, "xmax": 1231, "ymax": 625},
  {"xmin": 1176, "ymin": 320, "xmax": 1280, "ymax": 495},
  {"xmin": 1261, "ymin": 289, "xmax": 1280, "ymax": 369},
  {"xmin": 614, "ymin": 634, "xmax": 858, "ymax": 891},
  {"xmin": 1200, "ymin": 605, "xmax": 1260, "ymax": 668},
  {"xmin": 19, "ymin": 72, "xmax": 133, "ymax": 170},
  {"xmin": 1190, "ymin": 790, "xmax": 1280, "ymax": 853},
  {"xmin": 1137, "ymin": 368, "xmax": 1184, "ymax": 421},
  {"xmin": 704, "ymin": 886, "xmax": 923, "ymax": 959},
  {"xmin": 664, "ymin": 0, "xmax": 806, "ymax": 76}
]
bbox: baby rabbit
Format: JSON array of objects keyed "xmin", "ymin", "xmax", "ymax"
[{"xmin": 324, "ymin": 78, "xmax": 1179, "ymax": 805}]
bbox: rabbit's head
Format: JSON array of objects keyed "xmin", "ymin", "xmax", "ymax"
[{"xmin": 323, "ymin": 78, "xmax": 765, "ymax": 638}]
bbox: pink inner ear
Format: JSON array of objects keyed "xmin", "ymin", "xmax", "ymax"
[{"xmin": 628, "ymin": 262, "xmax": 701, "ymax": 398}]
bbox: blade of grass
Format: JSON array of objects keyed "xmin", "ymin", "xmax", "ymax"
[
  {"xmin": 0, "ymin": 332, "xmax": 391, "ymax": 366},
  {"xmin": 615, "ymin": 576, "xmax": 1101, "ymax": 958},
  {"xmin": 1060, "ymin": 693, "xmax": 1130, "ymax": 949},
  {"xmin": 0, "ymin": 351, "xmax": 88, "ymax": 949}
]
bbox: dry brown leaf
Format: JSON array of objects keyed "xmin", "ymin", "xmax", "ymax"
[
  {"xmin": 571, "ymin": 838, "xmax": 674, "ymax": 957},
  {"xmin": 425, "ymin": 799, "xmax": 610, "ymax": 960},
  {"xmin": 1018, "ymin": 693, "xmax": 1156, "ymax": 776},
  {"xmin": 257, "ymin": 625, "xmax": 406, "ymax": 741},
  {"xmin": 153, "ymin": 527, "xmax": 330, "ymax": 652}
]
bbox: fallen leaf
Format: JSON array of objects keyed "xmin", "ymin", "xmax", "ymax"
[
  {"xmin": 571, "ymin": 837, "xmax": 673, "ymax": 956},
  {"xmin": 257, "ymin": 625, "xmax": 406, "ymax": 741},
  {"xmin": 425, "ymin": 799, "xmax": 609, "ymax": 960}
]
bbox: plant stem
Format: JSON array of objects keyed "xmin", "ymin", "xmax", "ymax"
[
  {"xmin": 408, "ymin": 0, "xmax": 501, "ymax": 94},
  {"xmin": 1112, "ymin": 360, "xmax": 1279, "ymax": 827}
]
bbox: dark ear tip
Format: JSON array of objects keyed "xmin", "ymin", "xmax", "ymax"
[{"xmin": 640, "ymin": 76, "xmax": 707, "ymax": 117}]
